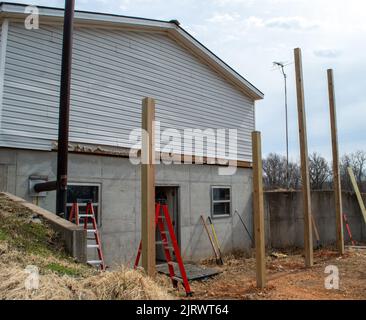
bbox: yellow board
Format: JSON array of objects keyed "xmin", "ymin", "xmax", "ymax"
[{"xmin": 347, "ymin": 167, "xmax": 366, "ymax": 224}]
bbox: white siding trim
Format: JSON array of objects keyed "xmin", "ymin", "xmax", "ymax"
[{"xmin": 0, "ymin": 18, "xmax": 8, "ymax": 131}]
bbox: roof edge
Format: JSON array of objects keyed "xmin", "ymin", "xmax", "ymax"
[{"xmin": 0, "ymin": 2, "xmax": 264, "ymax": 100}]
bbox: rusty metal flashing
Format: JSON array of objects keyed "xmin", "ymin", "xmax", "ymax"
[{"xmin": 52, "ymin": 142, "xmax": 252, "ymax": 168}]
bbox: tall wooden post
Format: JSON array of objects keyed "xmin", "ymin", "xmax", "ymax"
[
  {"xmin": 327, "ymin": 69, "xmax": 344, "ymax": 255},
  {"xmin": 252, "ymin": 131, "xmax": 266, "ymax": 288},
  {"xmin": 141, "ymin": 97, "xmax": 156, "ymax": 276},
  {"xmin": 294, "ymin": 48, "xmax": 314, "ymax": 267}
]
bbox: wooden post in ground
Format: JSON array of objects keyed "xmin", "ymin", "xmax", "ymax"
[
  {"xmin": 252, "ymin": 131, "xmax": 266, "ymax": 288},
  {"xmin": 141, "ymin": 97, "xmax": 156, "ymax": 277},
  {"xmin": 294, "ymin": 48, "xmax": 314, "ymax": 267},
  {"xmin": 327, "ymin": 69, "xmax": 345, "ymax": 255}
]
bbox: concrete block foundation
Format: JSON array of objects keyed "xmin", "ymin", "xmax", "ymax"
[{"xmin": 0, "ymin": 147, "xmax": 253, "ymax": 266}]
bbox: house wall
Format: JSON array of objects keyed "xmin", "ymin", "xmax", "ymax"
[
  {"xmin": 0, "ymin": 19, "xmax": 255, "ymax": 161},
  {"xmin": 0, "ymin": 147, "xmax": 253, "ymax": 266}
]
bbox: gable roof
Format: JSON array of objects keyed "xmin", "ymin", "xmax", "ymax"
[{"xmin": 0, "ymin": 2, "xmax": 264, "ymax": 100}]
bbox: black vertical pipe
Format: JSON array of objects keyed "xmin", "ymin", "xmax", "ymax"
[{"xmin": 56, "ymin": 0, "xmax": 75, "ymax": 216}]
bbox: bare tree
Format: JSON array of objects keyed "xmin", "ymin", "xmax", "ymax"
[
  {"xmin": 263, "ymin": 151, "xmax": 365, "ymax": 192},
  {"xmin": 288, "ymin": 161, "xmax": 301, "ymax": 189},
  {"xmin": 340, "ymin": 154, "xmax": 352, "ymax": 191},
  {"xmin": 340, "ymin": 151, "xmax": 366, "ymax": 192},
  {"xmin": 263, "ymin": 153, "xmax": 300, "ymax": 190},
  {"xmin": 353, "ymin": 150, "xmax": 366, "ymax": 186},
  {"xmin": 308, "ymin": 152, "xmax": 331, "ymax": 190}
]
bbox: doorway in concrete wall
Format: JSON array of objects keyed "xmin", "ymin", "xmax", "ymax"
[{"xmin": 155, "ymin": 186, "xmax": 180, "ymax": 263}]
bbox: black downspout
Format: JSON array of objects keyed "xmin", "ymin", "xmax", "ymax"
[
  {"xmin": 56, "ymin": 0, "xmax": 75, "ymax": 217},
  {"xmin": 33, "ymin": 0, "xmax": 75, "ymax": 217}
]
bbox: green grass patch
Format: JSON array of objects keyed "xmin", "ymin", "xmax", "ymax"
[
  {"xmin": 0, "ymin": 195, "xmax": 72, "ymax": 260},
  {"xmin": 0, "ymin": 215, "xmax": 59, "ymax": 256},
  {"xmin": 0, "ymin": 194, "xmax": 93, "ymax": 278},
  {"xmin": 45, "ymin": 262, "xmax": 83, "ymax": 277},
  {"xmin": 0, "ymin": 229, "xmax": 9, "ymax": 241}
]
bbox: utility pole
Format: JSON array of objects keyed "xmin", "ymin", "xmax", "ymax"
[{"xmin": 273, "ymin": 61, "xmax": 289, "ymax": 187}]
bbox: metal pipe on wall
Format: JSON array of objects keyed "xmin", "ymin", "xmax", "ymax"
[
  {"xmin": 56, "ymin": 0, "xmax": 75, "ymax": 216},
  {"xmin": 33, "ymin": 0, "xmax": 75, "ymax": 217}
]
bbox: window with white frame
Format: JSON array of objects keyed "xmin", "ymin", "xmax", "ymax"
[
  {"xmin": 66, "ymin": 184, "xmax": 101, "ymax": 225},
  {"xmin": 211, "ymin": 186, "xmax": 231, "ymax": 218}
]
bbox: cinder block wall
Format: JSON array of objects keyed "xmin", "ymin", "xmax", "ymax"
[
  {"xmin": 264, "ymin": 190, "xmax": 366, "ymax": 248},
  {"xmin": 0, "ymin": 147, "xmax": 253, "ymax": 266}
]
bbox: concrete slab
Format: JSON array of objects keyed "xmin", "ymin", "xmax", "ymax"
[{"xmin": 156, "ymin": 262, "xmax": 221, "ymax": 281}]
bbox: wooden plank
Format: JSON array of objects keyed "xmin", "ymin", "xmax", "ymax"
[
  {"xmin": 200, "ymin": 215, "xmax": 221, "ymax": 264},
  {"xmin": 252, "ymin": 131, "xmax": 266, "ymax": 288},
  {"xmin": 327, "ymin": 69, "xmax": 345, "ymax": 255},
  {"xmin": 141, "ymin": 97, "xmax": 156, "ymax": 276},
  {"xmin": 311, "ymin": 214, "xmax": 320, "ymax": 242},
  {"xmin": 346, "ymin": 246, "xmax": 366, "ymax": 250},
  {"xmin": 294, "ymin": 48, "xmax": 314, "ymax": 267},
  {"xmin": 347, "ymin": 167, "xmax": 366, "ymax": 224}
]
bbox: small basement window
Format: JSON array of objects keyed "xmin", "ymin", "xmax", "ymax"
[
  {"xmin": 66, "ymin": 184, "xmax": 101, "ymax": 225},
  {"xmin": 211, "ymin": 186, "xmax": 231, "ymax": 218}
]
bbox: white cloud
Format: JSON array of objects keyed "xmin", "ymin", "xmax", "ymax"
[
  {"xmin": 244, "ymin": 16, "xmax": 319, "ymax": 31},
  {"xmin": 245, "ymin": 16, "xmax": 264, "ymax": 28},
  {"xmin": 213, "ymin": 0, "xmax": 255, "ymax": 7},
  {"xmin": 313, "ymin": 49, "xmax": 341, "ymax": 58},
  {"xmin": 207, "ymin": 12, "xmax": 241, "ymax": 24},
  {"xmin": 265, "ymin": 16, "xmax": 319, "ymax": 30}
]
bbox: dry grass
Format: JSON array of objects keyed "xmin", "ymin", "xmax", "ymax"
[
  {"xmin": 0, "ymin": 236, "xmax": 173, "ymax": 300},
  {"xmin": 0, "ymin": 194, "xmax": 173, "ymax": 300}
]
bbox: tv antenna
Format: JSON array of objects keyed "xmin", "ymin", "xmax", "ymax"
[{"xmin": 273, "ymin": 61, "xmax": 290, "ymax": 187}]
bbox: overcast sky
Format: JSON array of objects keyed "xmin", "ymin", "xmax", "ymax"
[{"xmin": 6, "ymin": 0, "xmax": 366, "ymax": 160}]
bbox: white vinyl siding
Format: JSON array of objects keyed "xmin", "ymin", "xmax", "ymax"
[{"xmin": 0, "ymin": 21, "xmax": 255, "ymax": 161}]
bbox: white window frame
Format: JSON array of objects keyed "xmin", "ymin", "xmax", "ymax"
[
  {"xmin": 211, "ymin": 186, "xmax": 231, "ymax": 219},
  {"xmin": 66, "ymin": 182, "xmax": 102, "ymax": 226}
]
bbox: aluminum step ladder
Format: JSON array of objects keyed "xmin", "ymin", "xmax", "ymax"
[
  {"xmin": 69, "ymin": 202, "xmax": 106, "ymax": 271},
  {"xmin": 134, "ymin": 202, "xmax": 192, "ymax": 296}
]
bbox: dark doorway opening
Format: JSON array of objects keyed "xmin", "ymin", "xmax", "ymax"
[{"xmin": 155, "ymin": 186, "xmax": 180, "ymax": 263}]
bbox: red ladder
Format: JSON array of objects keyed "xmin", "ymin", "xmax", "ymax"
[
  {"xmin": 69, "ymin": 202, "xmax": 106, "ymax": 271},
  {"xmin": 343, "ymin": 213, "xmax": 356, "ymax": 246},
  {"xmin": 134, "ymin": 203, "xmax": 192, "ymax": 296}
]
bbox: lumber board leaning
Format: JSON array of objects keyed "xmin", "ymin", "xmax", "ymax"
[{"xmin": 347, "ymin": 167, "xmax": 366, "ymax": 225}]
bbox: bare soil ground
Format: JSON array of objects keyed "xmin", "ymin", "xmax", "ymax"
[{"xmin": 182, "ymin": 248, "xmax": 366, "ymax": 300}]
